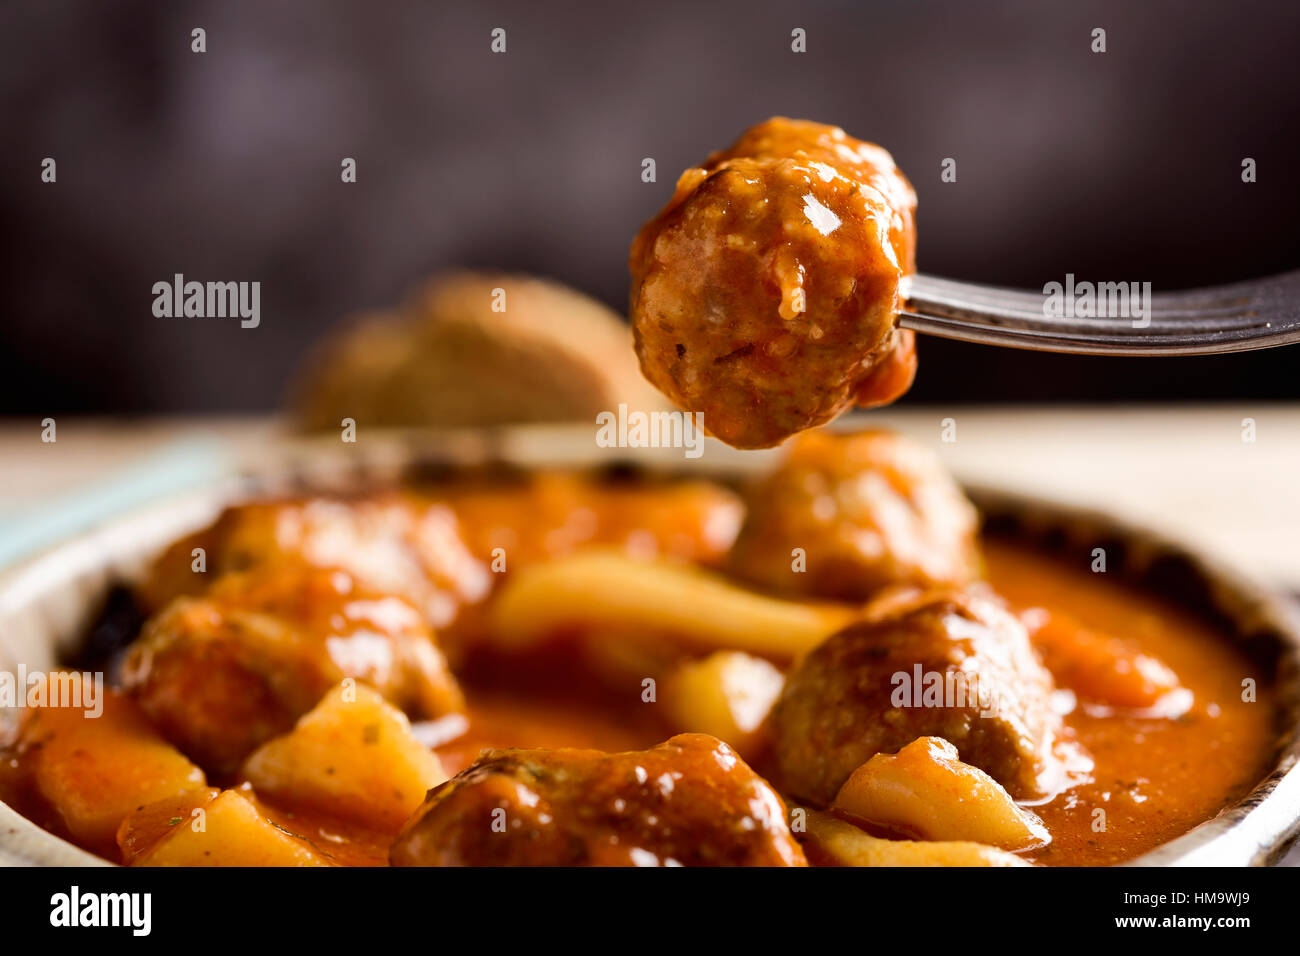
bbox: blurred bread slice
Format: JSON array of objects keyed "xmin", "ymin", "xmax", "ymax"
[{"xmin": 292, "ymin": 272, "xmax": 668, "ymax": 430}]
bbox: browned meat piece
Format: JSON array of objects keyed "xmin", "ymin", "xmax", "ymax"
[
  {"xmin": 730, "ymin": 429, "xmax": 981, "ymax": 600},
  {"xmin": 122, "ymin": 564, "xmax": 464, "ymax": 773},
  {"xmin": 629, "ymin": 117, "xmax": 918, "ymax": 449},
  {"xmin": 770, "ymin": 586, "xmax": 1072, "ymax": 805},
  {"xmin": 136, "ymin": 493, "xmax": 492, "ymax": 632},
  {"xmin": 440, "ymin": 471, "xmax": 743, "ymax": 569},
  {"xmin": 390, "ymin": 733, "xmax": 807, "ymax": 867},
  {"xmin": 137, "ymin": 477, "xmax": 740, "ymax": 648}
]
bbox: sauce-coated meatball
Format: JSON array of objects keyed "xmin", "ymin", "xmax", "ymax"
[
  {"xmin": 439, "ymin": 472, "xmax": 743, "ymax": 569},
  {"xmin": 730, "ymin": 429, "xmax": 981, "ymax": 600},
  {"xmin": 137, "ymin": 479, "xmax": 741, "ymax": 644},
  {"xmin": 137, "ymin": 493, "xmax": 492, "ymax": 633},
  {"xmin": 391, "ymin": 733, "xmax": 807, "ymax": 866},
  {"xmin": 123, "ymin": 565, "xmax": 464, "ymax": 773},
  {"xmin": 629, "ymin": 117, "xmax": 917, "ymax": 448},
  {"xmin": 771, "ymin": 586, "xmax": 1076, "ymax": 806}
]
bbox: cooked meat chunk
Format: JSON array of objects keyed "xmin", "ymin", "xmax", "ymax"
[
  {"xmin": 439, "ymin": 471, "xmax": 743, "ymax": 569},
  {"xmin": 137, "ymin": 478, "xmax": 740, "ymax": 647},
  {"xmin": 771, "ymin": 586, "xmax": 1071, "ymax": 805},
  {"xmin": 629, "ymin": 117, "xmax": 918, "ymax": 449},
  {"xmin": 730, "ymin": 429, "xmax": 981, "ymax": 600},
  {"xmin": 122, "ymin": 565, "xmax": 464, "ymax": 773},
  {"xmin": 136, "ymin": 493, "xmax": 491, "ymax": 631},
  {"xmin": 390, "ymin": 733, "xmax": 807, "ymax": 866}
]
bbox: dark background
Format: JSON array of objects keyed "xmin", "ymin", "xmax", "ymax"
[{"xmin": 1, "ymin": 0, "xmax": 1297, "ymax": 415}]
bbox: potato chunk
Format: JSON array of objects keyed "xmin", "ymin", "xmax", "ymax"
[
  {"xmin": 117, "ymin": 788, "xmax": 220, "ymax": 865},
  {"xmin": 489, "ymin": 550, "xmax": 855, "ymax": 660},
  {"xmin": 131, "ymin": 789, "xmax": 329, "ymax": 867},
  {"xmin": 832, "ymin": 737, "xmax": 1049, "ymax": 851},
  {"xmin": 19, "ymin": 674, "xmax": 206, "ymax": 857},
  {"xmin": 664, "ymin": 652, "xmax": 784, "ymax": 756},
  {"xmin": 801, "ymin": 809, "xmax": 1030, "ymax": 867},
  {"xmin": 241, "ymin": 682, "xmax": 447, "ymax": 833}
]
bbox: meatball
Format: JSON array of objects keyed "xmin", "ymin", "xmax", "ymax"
[
  {"xmin": 629, "ymin": 117, "xmax": 918, "ymax": 449},
  {"xmin": 438, "ymin": 471, "xmax": 743, "ymax": 569},
  {"xmin": 730, "ymin": 429, "xmax": 981, "ymax": 600},
  {"xmin": 137, "ymin": 479, "xmax": 741, "ymax": 642},
  {"xmin": 390, "ymin": 733, "xmax": 807, "ymax": 866},
  {"xmin": 771, "ymin": 586, "xmax": 1071, "ymax": 806},
  {"xmin": 122, "ymin": 564, "xmax": 464, "ymax": 773},
  {"xmin": 136, "ymin": 493, "xmax": 492, "ymax": 631}
]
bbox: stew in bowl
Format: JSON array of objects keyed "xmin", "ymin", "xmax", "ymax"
[{"xmin": 1, "ymin": 429, "xmax": 1297, "ymax": 867}]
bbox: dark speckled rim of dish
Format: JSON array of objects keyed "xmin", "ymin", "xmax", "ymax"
[{"xmin": 0, "ymin": 427, "xmax": 1297, "ymax": 867}]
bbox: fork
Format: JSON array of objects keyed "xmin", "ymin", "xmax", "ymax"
[{"xmin": 898, "ymin": 270, "xmax": 1300, "ymax": 355}]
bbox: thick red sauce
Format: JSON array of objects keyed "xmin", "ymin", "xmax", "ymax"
[{"xmin": 0, "ymin": 539, "xmax": 1279, "ymax": 867}]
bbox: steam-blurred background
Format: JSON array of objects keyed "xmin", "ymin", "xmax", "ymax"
[{"xmin": 1, "ymin": 0, "xmax": 1298, "ymax": 415}]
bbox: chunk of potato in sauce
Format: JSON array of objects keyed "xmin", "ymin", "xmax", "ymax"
[
  {"xmin": 662, "ymin": 651, "xmax": 785, "ymax": 760},
  {"xmin": 801, "ymin": 809, "xmax": 1029, "ymax": 867},
  {"xmin": 833, "ymin": 736, "xmax": 1050, "ymax": 850},
  {"xmin": 127, "ymin": 789, "xmax": 330, "ymax": 867},
  {"xmin": 241, "ymin": 682, "xmax": 447, "ymax": 834},
  {"xmin": 13, "ymin": 676, "xmax": 207, "ymax": 857}
]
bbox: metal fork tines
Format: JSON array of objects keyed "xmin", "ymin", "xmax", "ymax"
[{"xmin": 898, "ymin": 270, "xmax": 1300, "ymax": 355}]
